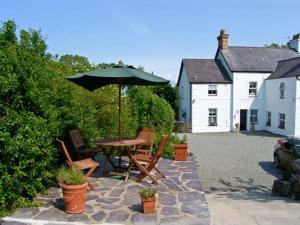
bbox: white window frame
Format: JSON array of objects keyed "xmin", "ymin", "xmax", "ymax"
[
  {"xmin": 208, "ymin": 108, "xmax": 217, "ymax": 126},
  {"xmin": 279, "ymin": 83, "xmax": 285, "ymax": 99},
  {"xmin": 249, "ymin": 82, "xmax": 257, "ymax": 97},
  {"xmin": 208, "ymin": 85, "xmax": 217, "ymax": 96},
  {"xmin": 266, "ymin": 111, "xmax": 271, "ymax": 127},
  {"xmin": 278, "ymin": 113, "xmax": 285, "ymax": 129},
  {"xmin": 250, "ymin": 109, "xmax": 258, "ymax": 124}
]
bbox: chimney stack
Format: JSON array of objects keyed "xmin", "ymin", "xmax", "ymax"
[
  {"xmin": 217, "ymin": 29, "xmax": 229, "ymax": 49},
  {"xmin": 289, "ymin": 33, "xmax": 300, "ymax": 53}
]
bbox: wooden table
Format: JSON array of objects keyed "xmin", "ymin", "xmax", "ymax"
[{"xmin": 96, "ymin": 138, "xmax": 146, "ymax": 180}]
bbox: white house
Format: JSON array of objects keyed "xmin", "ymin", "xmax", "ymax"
[{"xmin": 177, "ymin": 30, "xmax": 300, "ymax": 136}]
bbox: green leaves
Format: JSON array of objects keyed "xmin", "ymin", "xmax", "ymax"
[{"xmin": 128, "ymin": 86, "xmax": 175, "ymax": 154}]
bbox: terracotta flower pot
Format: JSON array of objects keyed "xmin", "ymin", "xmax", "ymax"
[
  {"xmin": 173, "ymin": 144, "xmax": 188, "ymax": 161},
  {"xmin": 141, "ymin": 197, "xmax": 156, "ymax": 214},
  {"xmin": 61, "ymin": 182, "xmax": 88, "ymax": 214}
]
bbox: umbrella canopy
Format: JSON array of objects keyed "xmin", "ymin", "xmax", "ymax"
[
  {"xmin": 66, "ymin": 63, "xmax": 169, "ymax": 91},
  {"xmin": 66, "ymin": 62, "xmax": 169, "ymax": 138}
]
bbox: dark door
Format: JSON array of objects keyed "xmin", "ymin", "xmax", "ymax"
[{"xmin": 240, "ymin": 109, "xmax": 247, "ymax": 131}]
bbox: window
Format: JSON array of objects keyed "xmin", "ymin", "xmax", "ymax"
[
  {"xmin": 278, "ymin": 113, "xmax": 285, "ymax": 129},
  {"xmin": 208, "ymin": 108, "xmax": 217, "ymax": 126},
  {"xmin": 279, "ymin": 83, "xmax": 285, "ymax": 99},
  {"xmin": 249, "ymin": 82, "xmax": 257, "ymax": 96},
  {"xmin": 250, "ymin": 109, "xmax": 258, "ymax": 123},
  {"xmin": 208, "ymin": 85, "xmax": 217, "ymax": 96},
  {"xmin": 266, "ymin": 111, "xmax": 271, "ymax": 126}
]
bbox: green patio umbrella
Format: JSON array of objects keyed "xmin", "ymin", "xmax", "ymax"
[{"xmin": 66, "ymin": 61, "xmax": 169, "ymax": 138}]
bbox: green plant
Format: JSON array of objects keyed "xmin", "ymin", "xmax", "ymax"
[
  {"xmin": 139, "ymin": 188, "xmax": 158, "ymax": 199},
  {"xmin": 127, "ymin": 86, "xmax": 174, "ymax": 152},
  {"xmin": 57, "ymin": 168, "xmax": 85, "ymax": 185},
  {"xmin": 173, "ymin": 134, "xmax": 188, "ymax": 144}
]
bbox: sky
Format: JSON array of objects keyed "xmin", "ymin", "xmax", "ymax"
[{"xmin": 1, "ymin": 0, "xmax": 300, "ymax": 85}]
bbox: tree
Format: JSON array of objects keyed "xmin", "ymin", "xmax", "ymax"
[
  {"xmin": 264, "ymin": 43, "xmax": 289, "ymax": 48},
  {"xmin": 149, "ymin": 83, "xmax": 179, "ymax": 119}
]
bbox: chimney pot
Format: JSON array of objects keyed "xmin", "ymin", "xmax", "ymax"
[{"xmin": 217, "ymin": 29, "xmax": 229, "ymax": 49}]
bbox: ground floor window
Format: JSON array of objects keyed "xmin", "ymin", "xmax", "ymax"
[
  {"xmin": 278, "ymin": 113, "xmax": 285, "ymax": 129},
  {"xmin": 266, "ymin": 111, "xmax": 271, "ymax": 126},
  {"xmin": 208, "ymin": 108, "xmax": 217, "ymax": 126},
  {"xmin": 250, "ymin": 109, "xmax": 258, "ymax": 123}
]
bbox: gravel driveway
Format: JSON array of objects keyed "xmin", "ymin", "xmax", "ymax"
[{"xmin": 186, "ymin": 131, "xmax": 283, "ymax": 194}]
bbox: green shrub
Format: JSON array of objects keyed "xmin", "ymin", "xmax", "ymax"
[
  {"xmin": 57, "ymin": 168, "xmax": 85, "ymax": 185},
  {"xmin": 127, "ymin": 86, "xmax": 175, "ymax": 154},
  {"xmin": 139, "ymin": 188, "xmax": 158, "ymax": 199}
]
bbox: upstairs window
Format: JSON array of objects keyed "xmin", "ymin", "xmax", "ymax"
[
  {"xmin": 250, "ymin": 109, "xmax": 258, "ymax": 123},
  {"xmin": 279, "ymin": 83, "xmax": 285, "ymax": 99},
  {"xmin": 249, "ymin": 82, "xmax": 257, "ymax": 96},
  {"xmin": 278, "ymin": 113, "xmax": 285, "ymax": 129},
  {"xmin": 266, "ymin": 111, "xmax": 271, "ymax": 126},
  {"xmin": 208, "ymin": 85, "xmax": 217, "ymax": 96},
  {"xmin": 208, "ymin": 108, "xmax": 217, "ymax": 126}
]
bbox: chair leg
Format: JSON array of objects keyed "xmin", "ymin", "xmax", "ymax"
[
  {"xmin": 154, "ymin": 165, "xmax": 166, "ymax": 178},
  {"xmin": 85, "ymin": 165, "xmax": 98, "ymax": 177}
]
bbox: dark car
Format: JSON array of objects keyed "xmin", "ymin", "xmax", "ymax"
[{"xmin": 274, "ymin": 136, "xmax": 300, "ymax": 170}]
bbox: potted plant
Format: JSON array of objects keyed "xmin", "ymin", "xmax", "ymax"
[
  {"xmin": 173, "ymin": 134, "xmax": 188, "ymax": 161},
  {"xmin": 57, "ymin": 167, "xmax": 88, "ymax": 214},
  {"xmin": 139, "ymin": 188, "xmax": 158, "ymax": 214}
]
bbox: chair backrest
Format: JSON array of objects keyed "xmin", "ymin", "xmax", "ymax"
[
  {"xmin": 69, "ymin": 129, "xmax": 86, "ymax": 152},
  {"xmin": 149, "ymin": 135, "xmax": 169, "ymax": 169},
  {"xmin": 137, "ymin": 128, "xmax": 155, "ymax": 152},
  {"xmin": 56, "ymin": 139, "xmax": 73, "ymax": 166}
]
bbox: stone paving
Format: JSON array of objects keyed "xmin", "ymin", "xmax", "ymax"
[{"xmin": 1, "ymin": 157, "xmax": 210, "ymax": 225}]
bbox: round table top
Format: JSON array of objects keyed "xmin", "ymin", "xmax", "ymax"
[{"xmin": 96, "ymin": 138, "xmax": 146, "ymax": 147}]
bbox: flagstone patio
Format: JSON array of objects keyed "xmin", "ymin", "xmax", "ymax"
[{"xmin": 2, "ymin": 157, "xmax": 210, "ymax": 225}]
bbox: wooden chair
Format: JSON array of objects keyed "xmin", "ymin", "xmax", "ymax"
[
  {"xmin": 129, "ymin": 135, "xmax": 169, "ymax": 184},
  {"xmin": 135, "ymin": 128, "xmax": 155, "ymax": 155},
  {"xmin": 56, "ymin": 139, "xmax": 100, "ymax": 178},
  {"xmin": 128, "ymin": 128, "xmax": 155, "ymax": 170},
  {"xmin": 69, "ymin": 129, "xmax": 98, "ymax": 159}
]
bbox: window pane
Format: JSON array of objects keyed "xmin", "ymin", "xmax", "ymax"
[
  {"xmin": 208, "ymin": 109, "xmax": 217, "ymax": 125},
  {"xmin": 208, "ymin": 85, "xmax": 217, "ymax": 95}
]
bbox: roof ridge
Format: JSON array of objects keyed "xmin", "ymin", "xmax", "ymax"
[
  {"xmin": 182, "ymin": 58, "xmax": 214, "ymax": 60},
  {"xmin": 277, "ymin": 56, "xmax": 300, "ymax": 63},
  {"xmin": 228, "ymin": 46, "xmax": 293, "ymax": 50}
]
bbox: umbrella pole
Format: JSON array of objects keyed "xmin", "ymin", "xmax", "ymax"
[
  {"xmin": 118, "ymin": 84, "xmax": 121, "ymax": 139},
  {"xmin": 118, "ymin": 84, "xmax": 122, "ymax": 171}
]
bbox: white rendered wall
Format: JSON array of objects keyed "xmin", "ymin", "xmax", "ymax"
[
  {"xmin": 192, "ymin": 83, "xmax": 232, "ymax": 132},
  {"xmin": 295, "ymin": 79, "xmax": 300, "ymax": 136},
  {"xmin": 265, "ymin": 77, "xmax": 296, "ymax": 136},
  {"xmin": 232, "ymin": 72, "xmax": 270, "ymax": 131},
  {"xmin": 178, "ymin": 67, "xmax": 191, "ymax": 123}
]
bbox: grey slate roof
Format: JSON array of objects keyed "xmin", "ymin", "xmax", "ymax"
[
  {"xmin": 181, "ymin": 59, "xmax": 232, "ymax": 84},
  {"xmin": 220, "ymin": 46, "xmax": 300, "ymax": 72},
  {"xmin": 267, "ymin": 57, "xmax": 300, "ymax": 80}
]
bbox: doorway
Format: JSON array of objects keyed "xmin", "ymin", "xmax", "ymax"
[{"xmin": 240, "ymin": 109, "xmax": 247, "ymax": 131}]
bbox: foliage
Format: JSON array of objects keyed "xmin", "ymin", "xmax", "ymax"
[
  {"xmin": 57, "ymin": 168, "xmax": 85, "ymax": 185},
  {"xmin": 127, "ymin": 86, "xmax": 175, "ymax": 152},
  {"xmin": 264, "ymin": 43, "xmax": 289, "ymax": 48},
  {"xmin": 173, "ymin": 134, "xmax": 188, "ymax": 144},
  {"xmin": 139, "ymin": 188, "xmax": 158, "ymax": 199},
  {"xmin": 148, "ymin": 83, "xmax": 179, "ymax": 118}
]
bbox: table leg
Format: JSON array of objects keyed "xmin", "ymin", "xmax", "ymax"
[{"xmin": 106, "ymin": 154, "xmax": 117, "ymax": 169}]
